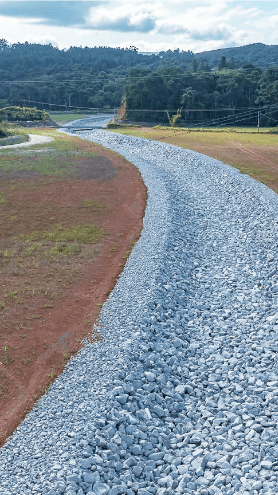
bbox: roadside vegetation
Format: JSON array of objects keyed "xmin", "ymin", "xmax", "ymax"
[
  {"xmin": 0, "ymin": 106, "xmax": 49, "ymax": 122},
  {"xmin": 49, "ymin": 112, "xmax": 96, "ymax": 123}
]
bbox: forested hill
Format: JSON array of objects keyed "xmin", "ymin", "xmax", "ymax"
[
  {"xmin": 1, "ymin": 40, "xmax": 278, "ymax": 127},
  {"xmin": 0, "ymin": 41, "xmax": 193, "ymax": 111},
  {"xmin": 195, "ymin": 43, "xmax": 278, "ymax": 69}
]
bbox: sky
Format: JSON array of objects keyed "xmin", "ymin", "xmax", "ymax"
[{"xmin": 0, "ymin": 0, "xmax": 278, "ymax": 54}]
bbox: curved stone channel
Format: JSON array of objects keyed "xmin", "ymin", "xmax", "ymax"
[{"xmin": 1, "ymin": 122, "xmax": 278, "ymax": 495}]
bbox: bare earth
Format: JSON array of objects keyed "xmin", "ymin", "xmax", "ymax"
[{"xmin": 0, "ymin": 130, "xmax": 147, "ymax": 446}]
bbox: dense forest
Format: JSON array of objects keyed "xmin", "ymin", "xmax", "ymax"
[
  {"xmin": 195, "ymin": 43, "xmax": 278, "ymax": 68},
  {"xmin": 0, "ymin": 40, "xmax": 192, "ymax": 111},
  {"xmin": 124, "ymin": 64, "xmax": 278, "ymax": 126},
  {"xmin": 0, "ymin": 40, "xmax": 278, "ymax": 126}
]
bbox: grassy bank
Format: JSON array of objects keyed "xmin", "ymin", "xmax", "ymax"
[{"xmin": 49, "ymin": 113, "xmax": 95, "ymax": 123}]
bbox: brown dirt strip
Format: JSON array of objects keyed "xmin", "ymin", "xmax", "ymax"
[
  {"xmin": 0, "ymin": 132, "xmax": 147, "ymax": 447},
  {"xmin": 229, "ymin": 141, "xmax": 278, "ymax": 168}
]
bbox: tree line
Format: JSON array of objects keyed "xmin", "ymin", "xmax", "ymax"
[
  {"xmin": 123, "ymin": 62, "xmax": 278, "ymax": 126},
  {"xmin": 0, "ymin": 40, "xmax": 277, "ymax": 126},
  {"xmin": 0, "ymin": 41, "xmax": 191, "ymax": 111}
]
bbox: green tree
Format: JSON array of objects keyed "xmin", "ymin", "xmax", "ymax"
[{"xmin": 218, "ymin": 55, "xmax": 228, "ymax": 70}]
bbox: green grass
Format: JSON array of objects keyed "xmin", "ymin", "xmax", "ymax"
[
  {"xmin": 0, "ymin": 130, "xmax": 99, "ymax": 176},
  {"xmin": 0, "ymin": 153, "xmax": 75, "ymax": 176},
  {"xmin": 49, "ymin": 113, "xmax": 95, "ymax": 123},
  {"xmin": 0, "ymin": 106, "xmax": 49, "ymax": 122},
  {"xmin": 20, "ymin": 224, "xmax": 106, "ymax": 244},
  {"xmin": 108, "ymin": 126, "xmax": 278, "ymax": 147},
  {"xmin": 44, "ymin": 243, "xmax": 80, "ymax": 258},
  {"xmin": 152, "ymin": 125, "xmax": 278, "ymax": 133}
]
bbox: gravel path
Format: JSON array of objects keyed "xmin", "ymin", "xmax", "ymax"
[
  {"xmin": 0, "ymin": 134, "xmax": 54, "ymax": 150},
  {"xmin": 1, "ymin": 122, "xmax": 278, "ymax": 495}
]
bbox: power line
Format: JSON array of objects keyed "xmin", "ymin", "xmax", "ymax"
[
  {"xmin": 183, "ymin": 105, "xmax": 278, "ymax": 128},
  {"xmin": 9, "ymin": 98, "xmax": 278, "ymax": 129},
  {"xmin": 13, "ymin": 99, "xmax": 117, "ymax": 111},
  {"xmin": 183, "ymin": 109, "xmax": 258, "ymax": 128},
  {"xmin": 187, "ymin": 107, "xmax": 261, "ymax": 128},
  {"xmin": 12, "ymin": 98, "xmax": 278, "ymax": 116},
  {"xmin": 5, "ymin": 97, "xmax": 252, "ymax": 112}
]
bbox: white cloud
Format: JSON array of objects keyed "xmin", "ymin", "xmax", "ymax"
[
  {"xmin": 86, "ymin": 3, "xmax": 157, "ymax": 32},
  {"xmin": 1, "ymin": 1, "xmax": 278, "ymax": 53},
  {"xmin": 24, "ymin": 35, "xmax": 59, "ymax": 47}
]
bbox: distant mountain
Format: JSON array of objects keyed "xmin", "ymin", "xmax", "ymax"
[{"xmin": 194, "ymin": 43, "xmax": 278, "ymax": 68}]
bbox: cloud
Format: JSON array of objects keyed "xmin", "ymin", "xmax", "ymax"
[
  {"xmin": 147, "ymin": 0, "xmax": 272, "ymax": 53},
  {"xmin": 24, "ymin": 35, "xmax": 59, "ymax": 47},
  {"xmin": 191, "ymin": 26, "xmax": 233, "ymax": 42},
  {"xmin": 86, "ymin": 3, "xmax": 156, "ymax": 32},
  {"xmin": 1, "ymin": 0, "xmax": 278, "ymax": 54},
  {"xmin": 0, "ymin": 1, "xmax": 104, "ymax": 27}
]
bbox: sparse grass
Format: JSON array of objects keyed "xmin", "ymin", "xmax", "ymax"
[
  {"xmin": 23, "ymin": 243, "xmax": 42, "ymax": 256},
  {"xmin": 109, "ymin": 125, "xmax": 278, "ymax": 145},
  {"xmin": 16, "ymin": 355, "xmax": 31, "ymax": 373},
  {"xmin": 0, "ymin": 249, "xmax": 15, "ymax": 258},
  {"xmin": 4, "ymin": 291, "xmax": 18, "ymax": 299},
  {"xmin": 62, "ymin": 352, "xmax": 70, "ymax": 365},
  {"xmin": 109, "ymin": 241, "xmax": 118, "ymax": 252},
  {"xmin": 0, "ymin": 347, "xmax": 14, "ymax": 366},
  {"xmin": 80, "ymin": 199, "xmax": 111, "ymax": 213},
  {"xmin": 10, "ymin": 212, "xmax": 17, "ymax": 221},
  {"xmin": 122, "ymin": 250, "xmax": 131, "ymax": 259},
  {"xmin": 44, "ymin": 243, "xmax": 80, "ymax": 258},
  {"xmin": 20, "ymin": 224, "xmax": 105, "ymax": 244},
  {"xmin": 0, "ymin": 372, "xmax": 8, "ymax": 399},
  {"xmin": 49, "ymin": 112, "xmax": 94, "ymax": 123},
  {"xmin": 0, "ymin": 130, "xmax": 100, "ymax": 177}
]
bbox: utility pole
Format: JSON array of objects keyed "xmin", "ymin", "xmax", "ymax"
[
  {"xmin": 258, "ymin": 110, "xmax": 260, "ymax": 132},
  {"xmin": 114, "ymin": 106, "xmax": 116, "ymax": 123}
]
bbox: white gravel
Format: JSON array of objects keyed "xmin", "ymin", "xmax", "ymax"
[
  {"xmin": 0, "ymin": 133, "xmax": 54, "ymax": 149},
  {"xmin": 1, "ymin": 116, "xmax": 278, "ymax": 495}
]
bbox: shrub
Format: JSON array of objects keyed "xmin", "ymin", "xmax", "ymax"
[{"xmin": 0, "ymin": 106, "xmax": 49, "ymax": 122}]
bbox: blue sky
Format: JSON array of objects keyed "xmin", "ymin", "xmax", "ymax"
[{"xmin": 0, "ymin": 1, "xmax": 278, "ymax": 53}]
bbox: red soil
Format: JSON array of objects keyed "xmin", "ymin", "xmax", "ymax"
[{"xmin": 0, "ymin": 136, "xmax": 147, "ymax": 446}]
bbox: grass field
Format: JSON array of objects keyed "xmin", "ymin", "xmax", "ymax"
[
  {"xmin": 49, "ymin": 113, "xmax": 95, "ymax": 123},
  {"xmin": 109, "ymin": 126, "xmax": 278, "ymax": 194}
]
